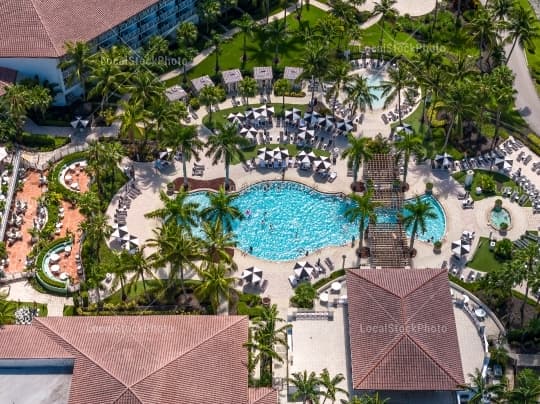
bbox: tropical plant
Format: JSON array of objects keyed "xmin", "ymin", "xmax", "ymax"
[
  {"xmin": 125, "ymin": 70, "xmax": 165, "ymax": 109},
  {"xmin": 489, "ymin": 66, "xmax": 516, "ymax": 148},
  {"xmin": 124, "ymin": 246, "xmax": 155, "ymax": 303},
  {"xmin": 201, "ymin": 186, "xmax": 244, "ymax": 231},
  {"xmin": 199, "ymin": 85, "xmax": 225, "ymax": 124},
  {"xmin": 459, "ymin": 368, "xmax": 507, "ymax": 404},
  {"xmin": 344, "ymin": 190, "xmax": 381, "ymax": 256},
  {"xmin": 341, "ymin": 134, "xmax": 373, "ymax": 184},
  {"xmin": 290, "ymin": 282, "xmax": 317, "ymax": 308},
  {"xmin": 248, "ymin": 304, "xmax": 290, "ymax": 385},
  {"xmin": 200, "ymin": 220, "xmax": 237, "ymax": 268},
  {"xmin": 145, "ymin": 189, "xmax": 200, "ymax": 227},
  {"xmin": 176, "ymin": 21, "xmax": 198, "ymax": 48},
  {"xmin": 79, "ymin": 211, "xmax": 112, "ymax": 267},
  {"xmin": 107, "ymin": 250, "xmax": 131, "ymax": 302},
  {"xmin": 507, "ymin": 368, "xmax": 540, "ymax": 403},
  {"xmin": 494, "ymin": 239, "xmax": 513, "ymax": 260},
  {"xmin": 379, "ymin": 63, "xmax": 414, "ymax": 125},
  {"xmin": 319, "ymin": 368, "xmax": 347, "ymax": 404},
  {"xmin": 263, "ymin": 19, "xmax": 289, "ymax": 68},
  {"xmin": 344, "ymin": 74, "xmax": 378, "ymax": 116},
  {"xmin": 327, "ymin": 61, "xmax": 350, "ymax": 118},
  {"xmin": 195, "ymin": 262, "xmax": 237, "ymax": 313},
  {"xmin": 205, "ymin": 121, "xmax": 250, "ymax": 189},
  {"xmin": 198, "ymin": 0, "xmax": 221, "ymax": 33},
  {"xmin": 233, "ymin": 14, "xmax": 256, "ymax": 65},
  {"xmin": 273, "ymin": 78, "xmax": 291, "ymax": 114},
  {"xmin": 371, "ymin": 0, "xmax": 398, "ymax": 59},
  {"xmin": 437, "ymin": 80, "xmax": 474, "ymax": 150},
  {"xmin": 147, "ymin": 222, "xmax": 202, "ymax": 300},
  {"xmin": 509, "ymin": 243, "xmax": 540, "ymax": 327},
  {"xmin": 87, "ymin": 50, "xmax": 127, "ymax": 113},
  {"xmin": 58, "ymin": 41, "xmax": 92, "ymax": 100},
  {"xmin": 505, "ymin": 5, "xmax": 540, "ymax": 63},
  {"xmin": 300, "ymin": 41, "xmax": 330, "ymax": 109},
  {"xmin": 289, "ymin": 370, "xmax": 321, "ymax": 404},
  {"xmin": 402, "ymin": 196, "xmax": 437, "ymax": 253},
  {"xmin": 118, "ymin": 99, "xmax": 147, "ymax": 145},
  {"xmin": 467, "ymin": 7, "xmax": 501, "ymax": 64},
  {"xmin": 341, "ymin": 393, "xmax": 389, "ymax": 404},
  {"xmin": 238, "ymin": 77, "xmax": 258, "ymax": 106},
  {"xmin": 210, "ymin": 32, "xmax": 223, "ymax": 74},
  {"xmin": 161, "ymin": 124, "xmax": 203, "ymax": 189},
  {"xmin": 394, "ymin": 131, "xmax": 424, "ymax": 186},
  {"xmin": 0, "ymin": 298, "xmax": 16, "ymax": 326}
]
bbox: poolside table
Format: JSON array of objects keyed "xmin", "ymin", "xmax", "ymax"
[
  {"xmin": 50, "ymin": 264, "xmax": 60, "ymax": 273},
  {"xmin": 70, "ymin": 182, "xmax": 79, "ymax": 190},
  {"xmin": 331, "ymin": 282, "xmax": 342, "ymax": 292},
  {"xmin": 59, "ymin": 273, "xmax": 69, "ymax": 281},
  {"xmin": 65, "ymin": 174, "xmax": 72, "ymax": 182},
  {"xmin": 475, "ymin": 308, "xmax": 486, "ymax": 320},
  {"xmin": 49, "ymin": 253, "xmax": 60, "ymax": 263},
  {"xmin": 64, "ymin": 245, "xmax": 72, "ymax": 253},
  {"xmin": 319, "ymin": 292, "xmax": 329, "ymax": 304}
]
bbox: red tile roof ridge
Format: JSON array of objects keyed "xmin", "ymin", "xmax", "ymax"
[
  {"xmin": 29, "ymin": 0, "xmax": 62, "ymax": 56},
  {"xmin": 130, "ymin": 315, "xmax": 248, "ymax": 388}
]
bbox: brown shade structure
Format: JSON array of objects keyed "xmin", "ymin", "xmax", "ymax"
[
  {"xmin": 367, "ymin": 222, "xmax": 410, "ymax": 268},
  {"xmin": 0, "ymin": 316, "xmax": 277, "ymax": 404},
  {"xmin": 346, "ymin": 268, "xmax": 465, "ymax": 391},
  {"xmin": 363, "ymin": 153, "xmax": 400, "ymax": 189}
]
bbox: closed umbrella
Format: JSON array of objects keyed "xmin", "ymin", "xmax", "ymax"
[{"xmin": 395, "ymin": 123, "xmax": 413, "ymax": 134}]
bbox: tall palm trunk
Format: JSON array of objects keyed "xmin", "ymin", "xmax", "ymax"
[
  {"xmin": 419, "ymin": 88, "xmax": 428, "ymax": 129},
  {"xmin": 397, "ymin": 88, "xmax": 403, "ymax": 125},
  {"xmin": 403, "ymin": 151, "xmax": 410, "ymax": 185},
  {"xmin": 409, "ymin": 222, "xmax": 418, "ymax": 251},
  {"xmin": 225, "ymin": 162, "xmax": 230, "ymax": 189},
  {"xmin": 378, "ymin": 21, "xmax": 385, "ymax": 60},
  {"xmin": 141, "ymin": 272, "xmax": 149, "ymax": 302},
  {"xmin": 506, "ymin": 37, "xmax": 519, "ymax": 64},
  {"xmin": 430, "ymin": 0, "xmax": 439, "ymax": 37},
  {"xmin": 120, "ymin": 277, "xmax": 126, "ymax": 301},
  {"xmin": 442, "ymin": 117, "xmax": 455, "ymax": 150},
  {"xmin": 182, "ymin": 151, "xmax": 189, "ymax": 188}
]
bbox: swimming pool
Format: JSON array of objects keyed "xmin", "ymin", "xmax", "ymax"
[
  {"xmin": 187, "ymin": 181, "xmax": 446, "ymax": 261},
  {"xmin": 366, "ymin": 72, "xmax": 388, "ymax": 110}
]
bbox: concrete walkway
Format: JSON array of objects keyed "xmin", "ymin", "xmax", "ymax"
[{"xmin": 3, "ymin": 280, "xmax": 73, "ymax": 317}]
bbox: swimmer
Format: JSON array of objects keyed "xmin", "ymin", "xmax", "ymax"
[
  {"xmin": 245, "ymin": 209, "xmax": 251, "ymax": 216},
  {"xmin": 249, "ymin": 246, "xmax": 253, "ymax": 253},
  {"xmin": 269, "ymin": 224, "xmax": 274, "ymax": 230}
]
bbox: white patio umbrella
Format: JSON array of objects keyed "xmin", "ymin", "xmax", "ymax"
[
  {"xmin": 257, "ymin": 147, "xmax": 273, "ymax": 161},
  {"xmin": 121, "ymin": 235, "xmax": 139, "ymax": 252},
  {"xmin": 435, "ymin": 153, "xmax": 454, "ymax": 168},
  {"xmin": 318, "ymin": 115, "xmax": 335, "ymax": 129},
  {"xmin": 304, "ymin": 111, "xmax": 321, "ymax": 125},
  {"xmin": 227, "ymin": 112, "xmax": 245, "ymax": 121},
  {"xmin": 298, "ymin": 127, "xmax": 315, "ymax": 139},
  {"xmin": 395, "ymin": 123, "xmax": 413, "ymax": 134},
  {"xmin": 240, "ymin": 126, "xmax": 258, "ymax": 137},
  {"xmin": 273, "ymin": 147, "xmax": 289, "ymax": 160},
  {"xmin": 111, "ymin": 224, "xmax": 129, "ymax": 240},
  {"xmin": 494, "ymin": 158, "xmax": 512, "ymax": 171},
  {"xmin": 294, "ymin": 261, "xmax": 315, "ymax": 279},
  {"xmin": 245, "ymin": 108, "xmax": 263, "ymax": 120},
  {"xmin": 285, "ymin": 108, "xmax": 302, "ymax": 121},
  {"xmin": 70, "ymin": 118, "xmax": 81, "ymax": 128},
  {"xmin": 451, "ymin": 239, "xmax": 471, "ymax": 256},
  {"xmin": 314, "ymin": 159, "xmax": 332, "ymax": 171},
  {"xmin": 337, "ymin": 120, "xmax": 354, "ymax": 132},
  {"xmin": 242, "ymin": 266, "xmax": 263, "ymax": 284}
]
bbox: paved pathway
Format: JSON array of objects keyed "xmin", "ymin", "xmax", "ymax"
[{"xmin": 3, "ymin": 281, "xmax": 72, "ymax": 316}]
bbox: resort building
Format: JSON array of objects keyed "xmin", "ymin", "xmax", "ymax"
[
  {"xmin": 283, "ymin": 66, "xmax": 303, "ymax": 90},
  {"xmin": 253, "ymin": 67, "xmax": 273, "ymax": 91},
  {"xmin": 0, "ymin": 0, "xmax": 198, "ymax": 105},
  {"xmin": 0, "ymin": 316, "xmax": 277, "ymax": 404},
  {"xmin": 221, "ymin": 69, "xmax": 243, "ymax": 94},
  {"xmin": 346, "ymin": 268, "xmax": 465, "ymax": 403},
  {"xmin": 191, "ymin": 75, "xmax": 214, "ymax": 94}
]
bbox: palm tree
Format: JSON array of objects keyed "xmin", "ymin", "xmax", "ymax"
[
  {"xmin": 108, "ymin": 251, "xmax": 131, "ymax": 302},
  {"xmin": 394, "ymin": 131, "xmax": 425, "ymax": 186},
  {"xmin": 327, "ymin": 61, "xmax": 350, "ymax": 118},
  {"xmin": 79, "ymin": 212, "xmax": 112, "ymax": 262},
  {"xmin": 145, "ymin": 189, "xmax": 200, "ymax": 227},
  {"xmin": 319, "ymin": 368, "xmax": 347, "ymax": 404},
  {"xmin": 289, "ymin": 370, "xmax": 321, "ymax": 404},
  {"xmin": 264, "ymin": 20, "xmax": 289, "ymax": 68},
  {"xmin": 201, "ymin": 220, "xmax": 237, "ymax": 267},
  {"xmin": 0, "ymin": 298, "xmax": 16, "ymax": 326},
  {"xmin": 509, "ymin": 243, "xmax": 540, "ymax": 327},
  {"xmin": 125, "ymin": 71, "xmax": 165, "ymax": 109},
  {"xmin": 87, "ymin": 52, "xmax": 126, "ymax": 113},
  {"xmin": 177, "ymin": 46, "xmax": 197, "ymax": 86},
  {"xmin": 199, "ymin": 85, "xmax": 225, "ymax": 124},
  {"xmin": 58, "ymin": 41, "xmax": 92, "ymax": 100},
  {"xmin": 233, "ymin": 14, "xmax": 255, "ymax": 65},
  {"xmin": 238, "ymin": 77, "xmax": 258, "ymax": 106},
  {"xmin": 437, "ymin": 80, "xmax": 474, "ymax": 150},
  {"xmin": 300, "ymin": 41, "xmax": 330, "ymax": 110},
  {"xmin": 506, "ymin": 5, "xmax": 539, "ymax": 63},
  {"xmin": 210, "ymin": 32, "xmax": 223, "ymax": 74},
  {"xmin": 201, "ymin": 186, "xmax": 244, "ymax": 231},
  {"xmin": 508, "ymin": 368, "xmax": 540, "ymax": 403},
  {"xmin": 248, "ymin": 304, "xmax": 290, "ymax": 384},
  {"xmin": 379, "ymin": 63, "xmax": 414, "ymax": 125},
  {"xmin": 467, "ymin": 8, "xmax": 501, "ymax": 64},
  {"xmin": 489, "ymin": 65, "xmax": 515, "ymax": 149},
  {"xmin": 459, "ymin": 368, "xmax": 507, "ymax": 404},
  {"xmin": 176, "ymin": 21, "xmax": 198, "ymax": 47},
  {"xmin": 341, "ymin": 393, "xmax": 389, "ymax": 404},
  {"xmin": 402, "ymin": 196, "xmax": 437, "ymax": 253},
  {"xmin": 147, "ymin": 222, "xmax": 202, "ymax": 299},
  {"xmin": 118, "ymin": 99, "xmax": 147, "ymax": 146},
  {"xmin": 195, "ymin": 262, "xmax": 236, "ymax": 313},
  {"xmin": 161, "ymin": 124, "xmax": 203, "ymax": 189},
  {"xmin": 371, "ymin": 0, "xmax": 398, "ymax": 60},
  {"xmin": 344, "ymin": 74, "xmax": 378, "ymax": 116},
  {"xmin": 273, "ymin": 78, "xmax": 291, "ymax": 115},
  {"xmin": 341, "ymin": 134, "xmax": 373, "ymax": 185},
  {"xmin": 205, "ymin": 121, "xmax": 250, "ymax": 189},
  {"xmin": 124, "ymin": 246, "xmax": 154, "ymax": 303},
  {"xmin": 198, "ymin": 0, "xmax": 221, "ymax": 33},
  {"xmin": 77, "ymin": 190, "xmax": 101, "ymax": 217},
  {"xmin": 490, "ymin": 0, "xmax": 513, "ymax": 22},
  {"xmin": 345, "ymin": 190, "xmax": 381, "ymax": 256}
]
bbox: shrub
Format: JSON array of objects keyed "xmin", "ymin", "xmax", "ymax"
[
  {"xmin": 495, "ymin": 199, "xmax": 503, "ymax": 209},
  {"xmin": 80, "ymin": 291, "xmax": 89, "ymax": 308},
  {"xmin": 433, "ymin": 240, "xmax": 442, "ymax": 249},
  {"xmin": 290, "ymin": 282, "xmax": 317, "ymax": 309},
  {"xmin": 19, "ymin": 132, "xmax": 69, "ymax": 151},
  {"xmin": 426, "ymin": 102, "xmax": 446, "ymax": 127},
  {"xmin": 189, "ymin": 97, "xmax": 200, "ymax": 110},
  {"xmin": 494, "ymin": 238, "xmax": 513, "ymax": 260},
  {"xmin": 477, "ymin": 173, "xmax": 496, "ymax": 194},
  {"xmin": 500, "ymin": 222, "xmax": 508, "ymax": 230}
]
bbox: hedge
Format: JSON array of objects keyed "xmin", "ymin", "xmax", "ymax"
[
  {"xmin": 312, "ymin": 269, "xmax": 346, "ymax": 290},
  {"xmin": 19, "ymin": 133, "xmax": 70, "ymax": 151},
  {"xmin": 527, "ymin": 133, "xmax": 540, "ymax": 156},
  {"xmin": 47, "ymin": 151, "xmax": 88, "ymax": 200},
  {"xmin": 35, "ymin": 237, "xmax": 72, "ymax": 291}
]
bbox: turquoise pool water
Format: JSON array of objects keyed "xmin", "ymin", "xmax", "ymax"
[
  {"xmin": 187, "ymin": 182, "xmax": 446, "ymax": 261},
  {"xmin": 366, "ymin": 72, "xmax": 388, "ymax": 110},
  {"xmin": 490, "ymin": 208, "xmax": 511, "ymax": 230}
]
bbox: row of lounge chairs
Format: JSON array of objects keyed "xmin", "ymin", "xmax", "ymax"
[{"xmin": 513, "ymin": 232, "xmax": 539, "ymax": 250}]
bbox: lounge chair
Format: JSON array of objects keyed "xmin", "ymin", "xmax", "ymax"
[
  {"xmin": 260, "ymin": 279, "xmax": 268, "ymax": 292},
  {"xmin": 328, "ymin": 172, "xmax": 337, "ymax": 182},
  {"xmin": 324, "ymin": 257, "xmax": 335, "ymax": 271},
  {"xmin": 288, "ymin": 275, "xmax": 298, "ymax": 288}
]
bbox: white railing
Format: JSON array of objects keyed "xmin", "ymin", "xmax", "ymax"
[{"xmin": 0, "ymin": 150, "xmax": 21, "ymax": 242}]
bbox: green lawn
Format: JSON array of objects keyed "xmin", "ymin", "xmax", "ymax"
[
  {"xmin": 452, "ymin": 170, "xmax": 521, "ymax": 201},
  {"xmin": 105, "ymin": 279, "xmax": 165, "ymax": 304},
  {"xmin": 203, "ymin": 102, "xmax": 308, "ymax": 127},
  {"xmin": 468, "ymin": 237, "xmax": 510, "ymax": 273},
  {"xmin": 359, "ymin": 24, "xmax": 420, "ymax": 59},
  {"xmin": 165, "ymin": 6, "xmax": 329, "ymax": 86}
]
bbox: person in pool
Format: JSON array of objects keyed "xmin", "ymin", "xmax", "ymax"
[{"xmin": 245, "ymin": 209, "xmax": 251, "ymax": 217}]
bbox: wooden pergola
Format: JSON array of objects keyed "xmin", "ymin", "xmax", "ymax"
[
  {"xmin": 372, "ymin": 188, "xmax": 404, "ymax": 209},
  {"xmin": 367, "ymin": 222, "xmax": 410, "ymax": 268},
  {"xmin": 363, "ymin": 154, "xmax": 399, "ymax": 188}
]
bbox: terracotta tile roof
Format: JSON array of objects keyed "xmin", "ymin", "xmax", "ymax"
[
  {"xmin": 0, "ymin": 67, "xmax": 17, "ymax": 96},
  {"xmin": 346, "ymin": 268, "xmax": 465, "ymax": 391},
  {"xmin": 0, "ymin": 0, "xmax": 159, "ymax": 58},
  {"xmin": 249, "ymin": 387, "xmax": 277, "ymax": 404},
  {"xmin": 0, "ymin": 325, "xmax": 72, "ymax": 359},
  {"xmin": 0, "ymin": 316, "xmax": 276, "ymax": 404}
]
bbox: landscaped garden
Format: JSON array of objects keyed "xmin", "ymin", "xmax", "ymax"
[{"xmin": 452, "ymin": 170, "xmax": 522, "ymax": 201}]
